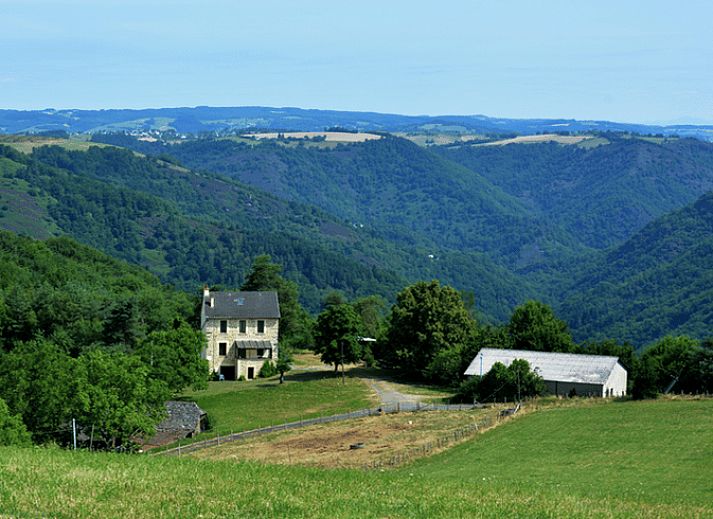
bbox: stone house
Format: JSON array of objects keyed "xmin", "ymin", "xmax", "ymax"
[{"xmin": 200, "ymin": 287, "xmax": 280, "ymax": 380}]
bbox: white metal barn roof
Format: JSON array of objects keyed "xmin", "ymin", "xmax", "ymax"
[{"xmin": 464, "ymin": 348, "xmax": 621, "ymax": 385}]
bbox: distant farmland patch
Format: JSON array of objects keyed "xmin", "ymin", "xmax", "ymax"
[
  {"xmin": 477, "ymin": 133, "xmax": 592, "ymax": 146},
  {"xmin": 244, "ymin": 131, "xmax": 382, "ymax": 143}
]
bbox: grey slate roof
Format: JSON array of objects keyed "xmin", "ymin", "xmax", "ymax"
[
  {"xmin": 233, "ymin": 340, "xmax": 273, "ymax": 349},
  {"xmin": 204, "ymin": 291, "xmax": 280, "ymax": 319},
  {"xmin": 464, "ymin": 348, "xmax": 622, "ymax": 385},
  {"xmin": 156, "ymin": 401, "xmax": 207, "ymax": 433}
]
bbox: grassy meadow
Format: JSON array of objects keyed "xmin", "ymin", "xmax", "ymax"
[
  {"xmin": 179, "ymin": 371, "xmax": 377, "ymax": 437},
  {"xmin": 1, "ymin": 398, "xmax": 711, "ymax": 518}
]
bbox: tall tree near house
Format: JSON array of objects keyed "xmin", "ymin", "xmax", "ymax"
[
  {"xmin": 135, "ymin": 321, "xmax": 208, "ymax": 393},
  {"xmin": 382, "ymin": 280, "xmax": 477, "ymax": 382},
  {"xmin": 275, "ymin": 346, "xmax": 293, "ymax": 384},
  {"xmin": 508, "ymin": 300, "xmax": 577, "ymax": 353},
  {"xmin": 314, "ymin": 304, "xmax": 362, "ymax": 373},
  {"xmin": 241, "ymin": 255, "xmax": 314, "ymax": 348}
]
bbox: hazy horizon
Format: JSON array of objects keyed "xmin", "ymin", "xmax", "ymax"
[{"xmin": 1, "ymin": 1, "xmax": 711, "ymax": 125}]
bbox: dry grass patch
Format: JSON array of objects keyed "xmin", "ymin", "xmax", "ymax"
[
  {"xmin": 477, "ymin": 133, "xmax": 591, "ymax": 146},
  {"xmin": 244, "ymin": 131, "xmax": 382, "ymax": 143},
  {"xmin": 190, "ymin": 408, "xmax": 499, "ymax": 469}
]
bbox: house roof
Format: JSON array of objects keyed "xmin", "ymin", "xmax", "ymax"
[
  {"xmin": 204, "ymin": 291, "xmax": 280, "ymax": 319},
  {"xmin": 464, "ymin": 348, "xmax": 622, "ymax": 385}
]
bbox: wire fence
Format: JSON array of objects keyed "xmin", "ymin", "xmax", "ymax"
[
  {"xmin": 157, "ymin": 401, "xmax": 481, "ymax": 457},
  {"xmin": 366, "ymin": 412, "xmax": 499, "ymax": 469}
]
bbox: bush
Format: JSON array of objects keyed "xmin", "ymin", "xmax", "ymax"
[
  {"xmin": 0, "ymin": 397, "xmax": 32, "ymax": 447},
  {"xmin": 258, "ymin": 361, "xmax": 278, "ymax": 378}
]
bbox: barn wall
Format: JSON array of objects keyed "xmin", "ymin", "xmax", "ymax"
[
  {"xmin": 604, "ymin": 363, "xmax": 628, "ymax": 397},
  {"xmin": 545, "ymin": 380, "xmax": 604, "ymax": 397}
]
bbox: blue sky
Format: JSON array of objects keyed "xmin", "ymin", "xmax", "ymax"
[{"xmin": 1, "ymin": 0, "xmax": 711, "ymax": 124}]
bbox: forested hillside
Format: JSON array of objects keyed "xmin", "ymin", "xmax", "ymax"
[
  {"xmin": 0, "ymin": 230, "xmax": 208, "ymax": 447},
  {"xmin": 559, "ymin": 191, "xmax": 713, "ymax": 345},
  {"xmin": 95, "ymin": 134, "xmax": 583, "ymax": 268},
  {"xmin": 2, "ymin": 133, "xmax": 712, "ymax": 345},
  {"xmin": 437, "ymin": 136, "xmax": 713, "ymax": 248},
  {"xmin": 0, "ymin": 143, "xmax": 535, "ymax": 319}
]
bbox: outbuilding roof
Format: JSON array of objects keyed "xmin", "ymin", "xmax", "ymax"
[
  {"xmin": 464, "ymin": 348, "xmax": 622, "ymax": 385},
  {"xmin": 233, "ymin": 340, "xmax": 273, "ymax": 349},
  {"xmin": 203, "ymin": 291, "xmax": 280, "ymax": 319}
]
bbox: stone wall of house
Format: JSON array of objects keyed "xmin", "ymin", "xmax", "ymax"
[{"xmin": 202, "ymin": 317, "xmax": 279, "ymax": 379}]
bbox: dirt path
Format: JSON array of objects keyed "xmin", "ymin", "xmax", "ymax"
[{"xmin": 366, "ymin": 378, "xmax": 423, "ymax": 406}]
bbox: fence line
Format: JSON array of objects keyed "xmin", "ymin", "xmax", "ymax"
[
  {"xmin": 366, "ymin": 412, "xmax": 502, "ymax": 470},
  {"xmin": 156, "ymin": 402, "xmax": 480, "ymax": 457}
]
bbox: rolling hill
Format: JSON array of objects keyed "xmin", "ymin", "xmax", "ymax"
[
  {"xmin": 559, "ymin": 190, "xmax": 713, "ymax": 345},
  {"xmin": 94, "ymin": 134, "xmax": 585, "ymax": 269},
  {"xmin": 1, "ymin": 105, "xmax": 712, "ymax": 140},
  {"xmin": 0, "ymin": 142, "xmax": 536, "ymax": 319},
  {"xmin": 2, "ymin": 130, "xmax": 713, "ymax": 344},
  {"xmin": 437, "ymin": 135, "xmax": 713, "ymax": 248}
]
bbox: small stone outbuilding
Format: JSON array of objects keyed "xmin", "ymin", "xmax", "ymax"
[{"xmin": 144, "ymin": 401, "xmax": 207, "ymax": 448}]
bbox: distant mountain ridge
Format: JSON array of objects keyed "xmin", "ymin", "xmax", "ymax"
[{"xmin": 1, "ymin": 106, "xmax": 712, "ymax": 141}]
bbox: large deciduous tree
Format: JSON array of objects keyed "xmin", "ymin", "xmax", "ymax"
[
  {"xmin": 314, "ymin": 304, "xmax": 362, "ymax": 373},
  {"xmin": 633, "ymin": 335, "xmax": 705, "ymax": 398},
  {"xmin": 241, "ymin": 255, "xmax": 313, "ymax": 348},
  {"xmin": 456, "ymin": 359, "xmax": 545, "ymax": 403},
  {"xmin": 383, "ymin": 280, "xmax": 477, "ymax": 383},
  {"xmin": 508, "ymin": 300, "xmax": 576, "ymax": 353},
  {"xmin": 74, "ymin": 349, "xmax": 170, "ymax": 449},
  {"xmin": 135, "ymin": 321, "xmax": 208, "ymax": 394}
]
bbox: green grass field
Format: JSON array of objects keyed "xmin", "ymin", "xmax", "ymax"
[
  {"xmin": 180, "ymin": 371, "xmax": 377, "ymax": 437},
  {"xmin": 1, "ymin": 398, "xmax": 711, "ymax": 518}
]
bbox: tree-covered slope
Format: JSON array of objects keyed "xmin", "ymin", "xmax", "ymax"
[
  {"xmin": 115, "ymin": 135, "xmax": 583, "ymax": 268},
  {"xmin": 438, "ymin": 137, "xmax": 713, "ymax": 248},
  {"xmin": 0, "ymin": 229, "xmax": 193, "ymax": 352},
  {"xmin": 559, "ymin": 191, "xmax": 713, "ymax": 345},
  {"xmin": 0, "ymin": 143, "xmax": 537, "ymax": 320}
]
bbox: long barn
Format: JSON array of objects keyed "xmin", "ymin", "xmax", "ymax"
[{"xmin": 464, "ymin": 348, "xmax": 627, "ymax": 397}]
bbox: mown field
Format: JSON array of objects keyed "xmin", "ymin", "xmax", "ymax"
[
  {"xmin": 1, "ymin": 398, "xmax": 711, "ymax": 518},
  {"xmin": 179, "ymin": 371, "xmax": 377, "ymax": 438}
]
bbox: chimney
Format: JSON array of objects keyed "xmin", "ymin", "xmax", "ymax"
[
  {"xmin": 203, "ymin": 285, "xmax": 210, "ymax": 299},
  {"xmin": 210, "ymin": 297, "xmax": 215, "ymax": 308}
]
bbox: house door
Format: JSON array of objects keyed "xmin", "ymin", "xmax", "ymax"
[
  {"xmin": 220, "ymin": 366, "xmax": 236, "ymax": 381},
  {"xmin": 247, "ymin": 367, "xmax": 255, "ymax": 380}
]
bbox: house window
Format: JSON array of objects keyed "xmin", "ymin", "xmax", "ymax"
[
  {"xmin": 220, "ymin": 320, "xmax": 228, "ymax": 333},
  {"xmin": 257, "ymin": 320, "xmax": 265, "ymax": 333},
  {"xmin": 219, "ymin": 342, "xmax": 227, "ymax": 356},
  {"xmin": 239, "ymin": 320, "xmax": 246, "ymax": 333},
  {"xmin": 238, "ymin": 349, "xmax": 246, "ymax": 359},
  {"xmin": 257, "ymin": 348, "xmax": 265, "ymax": 358}
]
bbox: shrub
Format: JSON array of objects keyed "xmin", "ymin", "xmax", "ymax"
[
  {"xmin": 0, "ymin": 397, "xmax": 32, "ymax": 447},
  {"xmin": 258, "ymin": 361, "xmax": 278, "ymax": 378}
]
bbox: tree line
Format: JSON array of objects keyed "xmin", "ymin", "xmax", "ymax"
[{"xmin": 308, "ymin": 279, "xmax": 713, "ymax": 403}]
